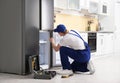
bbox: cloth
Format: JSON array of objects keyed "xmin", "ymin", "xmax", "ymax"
[{"xmin": 59, "ymin": 30, "xmax": 85, "ymax": 50}]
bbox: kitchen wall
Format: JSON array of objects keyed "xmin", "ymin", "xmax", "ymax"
[{"xmin": 54, "ymin": 13, "xmax": 98, "ymax": 31}]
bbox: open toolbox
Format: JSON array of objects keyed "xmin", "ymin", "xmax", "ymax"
[{"xmin": 29, "ymin": 55, "xmax": 56, "ymax": 79}]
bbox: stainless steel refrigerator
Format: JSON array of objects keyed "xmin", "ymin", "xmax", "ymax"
[{"xmin": 0, "ymin": 0, "xmax": 39, "ymax": 75}]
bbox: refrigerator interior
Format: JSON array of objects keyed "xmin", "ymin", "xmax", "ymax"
[{"xmin": 39, "ymin": 31, "xmax": 50, "ymax": 69}]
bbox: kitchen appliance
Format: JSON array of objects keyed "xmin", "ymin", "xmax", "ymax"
[
  {"xmin": 0, "ymin": 0, "xmax": 39, "ymax": 74},
  {"xmin": 88, "ymin": 33, "xmax": 97, "ymax": 52}
]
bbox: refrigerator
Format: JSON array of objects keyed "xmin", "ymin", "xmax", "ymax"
[
  {"xmin": 0, "ymin": 0, "xmax": 39, "ymax": 75},
  {"xmin": 39, "ymin": 0, "xmax": 54, "ymax": 69}
]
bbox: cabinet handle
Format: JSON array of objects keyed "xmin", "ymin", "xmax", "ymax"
[{"xmin": 101, "ymin": 39, "xmax": 103, "ymax": 45}]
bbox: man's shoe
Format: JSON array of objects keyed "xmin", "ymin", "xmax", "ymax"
[
  {"xmin": 56, "ymin": 69, "xmax": 73, "ymax": 75},
  {"xmin": 74, "ymin": 71, "xmax": 92, "ymax": 75},
  {"xmin": 87, "ymin": 60, "xmax": 95, "ymax": 75}
]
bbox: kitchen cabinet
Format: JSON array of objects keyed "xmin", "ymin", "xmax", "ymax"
[
  {"xmin": 54, "ymin": 0, "xmax": 68, "ymax": 9},
  {"xmin": 97, "ymin": 33, "xmax": 114, "ymax": 56},
  {"xmin": 88, "ymin": 0, "xmax": 99, "ymax": 14},
  {"xmin": 54, "ymin": 0, "xmax": 80, "ymax": 10},
  {"xmin": 98, "ymin": 0, "xmax": 114, "ymax": 32},
  {"xmin": 80, "ymin": 0, "xmax": 89, "ymax": 10},
  {"xmin": 54, "ymin": 0, "xmax": 100, "ymax": 15},
  {"xmin": 98, "ymin": 0, "xmax": 109, "ymax": 16},
  {"xmin": 68, "ymin": 0, "xmax": 80, "ymax": 10},
  {"xmin": 97, "ymin": 33, "xmax": 103, "ymax": 55},
  {"xmin": 55, "ymin": 0, "xmax": 91, "ymax": 13},
  {"xmin": 54, "ymin": 0, "xmax": 80, "ymax": 15}
]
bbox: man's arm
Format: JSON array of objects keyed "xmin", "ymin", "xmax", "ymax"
[{"xmin": 49, "ymin": 37, "xmax": 61, "ymax": 51}]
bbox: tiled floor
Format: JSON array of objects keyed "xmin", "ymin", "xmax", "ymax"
[{"xmin": 0, "ymin": 55, "xmax": 120, "ymax": 83}]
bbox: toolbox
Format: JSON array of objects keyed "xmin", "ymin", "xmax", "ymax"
[{"xmin": 29, "ymin": 55, "xmax": 56, "ymax": 79}]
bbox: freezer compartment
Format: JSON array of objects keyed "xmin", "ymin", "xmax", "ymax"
[{"xmin": 39, "ymin": 31, "xmax": 50, "ymax": 69}]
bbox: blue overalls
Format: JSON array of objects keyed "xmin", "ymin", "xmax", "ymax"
[{"xmin": 60, "ymin": 30, "xmax": 91, "ymax": 72}]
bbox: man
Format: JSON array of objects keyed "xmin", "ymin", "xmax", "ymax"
[{"xmin": 50, "ymin": 24, "xmax": 95, "ymax": 76}]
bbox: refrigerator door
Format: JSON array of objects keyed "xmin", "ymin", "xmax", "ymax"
[
  {"xmin": 41, "ymin": 0, "xmax": 54, "ymax": 30},
  {"xmin": 0, "ymin": 0, "xmax": 39, "ymax": 75}
]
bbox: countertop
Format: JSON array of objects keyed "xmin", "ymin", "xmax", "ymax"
[{"xmin": 79, "ymin": 31, "xmax": 114, "ymax": 33}]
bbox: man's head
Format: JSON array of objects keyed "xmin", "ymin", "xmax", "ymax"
[
  {"xmin": 54, "ymin": 24, "xmax": 67, "ymax": 33},
  {"xmin": 54, "ymin": 24, "xmax": 67, "ymax": 36}
]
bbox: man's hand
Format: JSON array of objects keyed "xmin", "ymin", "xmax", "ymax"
[
  {"xmin": 49, "ymin": 37, "xmax": 54, "ymax": 43},
  {"xmin": 49, "ymin": 37, "xmax": 60, "ymax": 52}
]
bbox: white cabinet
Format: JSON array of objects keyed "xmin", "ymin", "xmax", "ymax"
[
  {"xmin": 97, "ymin": 33, "xmax": 104, "ymax": 55},
  {"xmin": 97, "ymin": 33, "xmax": 114, "ymax": 56},
  {"xmin": 88, "ymin": 0, "xmax": 99, "ymax": 14},
  {"xmin": 54, "ymin": 0, "xmax": 80, "ymax": 10},
  {"xmin": 54, "ymin": 0, "xmax": 90, "ymax": 11},
  {"xmin": 54, "ymin": 0, "xmax": 80, "ymax": 15},
  {"xmin": 80, "ymin": 0, "xmax": 89, "ymax": 10},
  {"xmin": 54, "ymin": 0, "xmax": 68, "ymax": 9},
  {"xmin": 68, "ymin": 0, "xmax": 80, "ymax": 10},
  {"xmin": 98, "ymin": 1, "xmax": 109, "ymax": 16}
]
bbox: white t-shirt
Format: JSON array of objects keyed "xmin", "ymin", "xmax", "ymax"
[{"xmin": 59, "ymin": 30, "xmax": 85, "ymax": 50}]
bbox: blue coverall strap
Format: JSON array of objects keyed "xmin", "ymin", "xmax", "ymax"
[{"xmin": 69, "ymin": 30, "xmax": 90, "ymax": 51}]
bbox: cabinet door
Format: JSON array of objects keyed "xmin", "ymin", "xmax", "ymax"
[
  {"xmin": 68, "ymin": 0, "xmax": 80, "ymax": 10},
  {"xmin": 89, "ymin": 1, "xmax": 98, "ymax": 14},
  {"xmin": 80, "ymin": 0, "xmax": 89, "ymax": 10},
  {"xmin": 97, "ymin": 33, "xmax": 104, "ymax": 55},
  {"xmin": 97, "ymin": 33, "xmax": 114, "ymax": 56},
  {"xmin": 54, "ymin": 0, "xmax": 68, "ymax": 9},
  {"xmin": 98, "ymin": 0, "xmax": 109, "ymax": 16},
  {"xmin": 106, "ymin": 33, "xmax": 114, "ymax": 54},
  {"xmin": 102, "ymin": 34, "xmax": 108, "ymax": 54}
]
